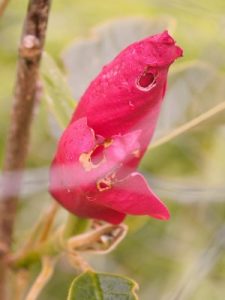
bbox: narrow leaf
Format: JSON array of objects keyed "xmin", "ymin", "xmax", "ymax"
[{"xmin": 41, "ymin": 52, "xmax": 75, "ymax": 128}]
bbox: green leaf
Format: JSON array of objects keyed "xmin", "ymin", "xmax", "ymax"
[
  {"xmin": 67, "ymin": 271, "xmax": 139, "ymax": 300},
  {"xmin": 125, "ymin": 215, "xmax": 150, "ymax": 233},
  {"xmin": 41, "ymin": 52, "xmax": 75, "ymax": 129}
]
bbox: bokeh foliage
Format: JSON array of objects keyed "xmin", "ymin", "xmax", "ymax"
[{"xmin": 1, "ymin": 1, "xmax": 225, "ymax": 299}]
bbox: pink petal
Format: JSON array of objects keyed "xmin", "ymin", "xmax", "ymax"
[
  {"xmin": 49, "ymin": 117, "xmax": 96, "ymax": 200},
  {"xmin": 49, "ymin": 31, "xmax": 182, "ymax": 223},
  {"xmin": 56, "ymin": 117, "xmax": 96, "ymax": 162},
  {"xmin": 72, "ymin": 31, "xmax": 182, "ymax": 139},
  {"xmin": 50, "ymin": 181, "xmax": 125, "ymax": 224},
  {"xmin": 104, "ymin": 130, "xmax": 141, "ymax": 164},
  {"xmin": 95, "ymin": 172, "xmax": 170, "ymax": 220},
  {"xmin": 74, "ymin": 196, "xmax": 126, "ymax": 224}
]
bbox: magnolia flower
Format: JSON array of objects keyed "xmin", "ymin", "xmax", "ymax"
[{"xmin": 49, "ymin": 31, "xmax": 183, "ymax": 224}]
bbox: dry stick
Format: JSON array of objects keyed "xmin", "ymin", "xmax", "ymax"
[
  {"xmin": 14, "ymin": 270, "xmax": 30, "ymax": 300},
  {"xmin": 0, "ymin": 0, "xmax": 10, "ymax": 17},
  {"xmin": 150, "ymin": 101, "xmax": 225, "ymax": 149},
  {"xmin": 12, "ymin": 202, "xmax": 59, "ymax": 265},
  {"xmin": 25, "ymin": 257, "xmax": 55, "ymax": 300},
  {"xmin": 0, "ymin": 1, "xmax": 51, "ymax": 299},
  {"xmin": 38, "ymin": 203, "xmax": 59, "ymax": 243}
]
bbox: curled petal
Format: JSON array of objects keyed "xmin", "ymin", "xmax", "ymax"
[
  {"xmin": 56, "ymin": 117, "xmax": 96, "ymax": 162},
  {"xmin": 49, "ymin": 31, "xmax": 183, "ymax": 223},
  {"xmin": 94, "ymin": 172, "xmax": 170, "ymax": 220},
  {"xmin": 50, "ymin": 118, "xmax": 144, "ymax": 220}
]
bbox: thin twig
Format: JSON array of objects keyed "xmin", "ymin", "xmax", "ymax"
[
  {"xmin": 150, "ymin": 101, "xmax": 225, "ymax": 149},
  {"xmin": 0, "ymin": 0, "xmax": 10, "ymax": 17},
  {"xmin": 38, "ymin": 202, "xmax": 59, "ymax": 243},
  {"xmin": 164, "ymin": 225, "xmax": 225, "ymax": 300},
  {"xmin": 68, "ymin": 251, "xmax": 93, "ymax": 273},
  {"xmin": 12, "ymin": 202, "xmax": 59, "ymax": 265},
  {"xmin": 14, "ymin": 269, "xmax": 30, "ymax": 300},
  {"xmin": 0, "ymin": 1, "xmax": 51, "ymax": 299},
  {"xmin": 25, "ymin": 256, "xmax": 55, "ymax": 300}
]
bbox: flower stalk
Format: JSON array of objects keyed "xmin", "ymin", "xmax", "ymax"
[{"xmin": 63, "ymin": 214, "xmax": 91, "ymax": 240}]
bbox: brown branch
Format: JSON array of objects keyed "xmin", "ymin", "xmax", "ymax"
[
  {"xmin": 0, "ymin": 1, "xmax": 51, "ymax": 299},
  {"xmin": 0, "ymin": 0, "xmax": 10, "ymax": 17}
]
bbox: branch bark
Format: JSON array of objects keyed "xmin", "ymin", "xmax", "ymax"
[
  {"xmin": 0, "ymin": 1, "xmax": 51, "ymax": 299},
  {"xmin": 0, "ymin": 0, "xmax": 10, "ymax": 17}
]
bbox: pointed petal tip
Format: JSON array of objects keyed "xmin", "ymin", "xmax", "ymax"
[
  {"xmin": 151, "ymin": 30, "xmax": 175, "ymax": 46},
  {"xmin": 159, "ymin": 30, "xmax": 175, "ymax": 44},
  {"xmin": 176, "ymin": 45, "xmax": 183, "ymax": 58},
  {"xmin": 143, "ymin": 30, "xmax": 183, "ymax": 66},
  {"xmin": 151, "ymin": 208, "xmax": 170, "ymax": 221},
  {"xmin": 158, "ymin": 30, "xmax": 183, "ymax": 60}
]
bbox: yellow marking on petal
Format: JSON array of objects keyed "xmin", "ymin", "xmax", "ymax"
[
  {"xmin": 79, "ymin": 151, "xmax": 106, "ymax": 172},
  {"xmin": 79, "ymin": 153, "xmax": 92, "ymax": 171},
  {"xmin": 104, "ymin": 138, "xmax": 113, "ymax": 148},
  {"xmin": 79, "ymin": 138, "xmax": 113, "ymax": 172},
  {"xmin": 132, "ymin": 149, "xmax": 140, "ymax": 158},
  {"xmin": 96, "ymin": 177, "xmax": 112, "ymax": 192}
]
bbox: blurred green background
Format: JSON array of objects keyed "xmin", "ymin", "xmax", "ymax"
[{"xmin": 1, "ymin": 0, "xmax": 225, "ymax": 299}]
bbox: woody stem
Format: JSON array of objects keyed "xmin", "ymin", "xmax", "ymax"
[
  {"xmin": 0, "ymin": 0, "xmax": 10, "ymax": 17},
  {"xmin": 0, "ymin": 1, "xmax": 51, "ymax": 299}
]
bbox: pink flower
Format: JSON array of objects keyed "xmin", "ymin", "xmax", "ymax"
[{"xmin": 49, "ymin": 31, "xmax": 183, "ymax": 224}]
